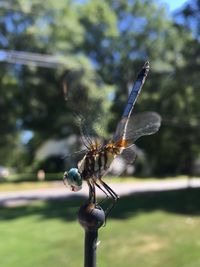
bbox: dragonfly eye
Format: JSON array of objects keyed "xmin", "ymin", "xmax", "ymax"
[{"xmin": 63, "ymin": 168, "xmax": 82, "ymax": 192}]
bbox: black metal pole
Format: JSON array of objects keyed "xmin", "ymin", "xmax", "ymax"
[
  {"xmin": 78, "ymin": 203, "xmax": 105, "ymax": 267},
  {"xmin": 84, "ymin": 229, "xmax": 98, "ymax": 267}
]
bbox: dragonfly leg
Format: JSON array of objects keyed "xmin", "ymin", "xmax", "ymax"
[
  {"xmin": 87, "ymin": 180, "xmax": 96, "ymax": 204},
  {"xmin": 99, "ymin": 179, "xmax": 119, "ymax": 200},
  {"xmin": 94, "ymin": 181, "xmax": 109, "ymax": 197},
  {"xmin": 94, "ymin": 181, "xmax": 109, "ymax": 205},
  {"xmin": 99, "ymin": 179, "xmax": 119, "ymax": 218}
]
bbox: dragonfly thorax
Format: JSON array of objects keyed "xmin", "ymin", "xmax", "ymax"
[
  {"xmin": 78, "ymin": 144, "xmax": 122, "ymax": 181},
  {"xmin": 105, "ymin": 143, "xmax": 123, "ymax": 155}
]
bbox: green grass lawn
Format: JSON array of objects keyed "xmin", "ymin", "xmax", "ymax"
[{"xmin": 1, "ymin": 188, "xmax": 200, "ymax": 267}]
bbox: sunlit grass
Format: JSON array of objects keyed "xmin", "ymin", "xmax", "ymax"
[
  {"xmin": 0, "ymin": 188, "xmax": 200, "ymax": 267},
  {"xmin": 0, "ymin": 181, "xmax": 61, "ymax": 192}
]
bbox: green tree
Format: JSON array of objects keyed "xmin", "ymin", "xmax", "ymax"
[
  {"xmin": 79, "ymin": 0, "xmax": 193, "ymax": 175},
  {"xmin": 0, "ymin": 0, "xmax": 113, "ymax": 171},
  {"xmin": 0, "ymin": 0, "xmax": 199, "ymax": 175}
]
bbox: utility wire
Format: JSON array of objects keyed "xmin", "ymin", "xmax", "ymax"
[{"xmin": 0, "ymin": 49, "xmax": 62, "ymax": 68}]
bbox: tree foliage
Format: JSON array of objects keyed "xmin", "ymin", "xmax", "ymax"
[{"xmin": 0, "ymin": 0, "xmax": 199, "ymax": 175}]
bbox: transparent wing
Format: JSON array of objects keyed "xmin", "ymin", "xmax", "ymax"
[
  {"xmin": 108, "ymin": 145, "xmax": 138, "ymax": 176},
  {"xmin": 76, "ymin": 114, "xmax": 95, "ymax": 149},
  {"xmin": 62, "ymin": 76, "xmax": 110, "ymax": 149},
  {"xmin": 120, "ymin": 144, "xmax": 137, "ymax": 164},
  {"xmin": 62, "ymin": 148, "xmax": 87, "ymax": 160},
  {"xmin": 76, "ymin": 113, "xmax": 108, "ymax": 150},
  {"xmin": 63, "ymin": 149, "xmax": 87, "ymax": 170},
  {"xmin": 124, "ymin": 112, "xmax": 161, "ymax": 143}
]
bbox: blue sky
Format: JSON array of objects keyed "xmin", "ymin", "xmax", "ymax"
[{"xmin": 161, "ymin": 0, "xmax": 188, "ymax": 12}]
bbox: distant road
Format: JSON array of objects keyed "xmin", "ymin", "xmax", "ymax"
[{"xmin": 1, "ymin": 178, "xmax": 200, "ymax": 207}]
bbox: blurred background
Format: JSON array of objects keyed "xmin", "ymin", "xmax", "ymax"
[{"xmin": 0, "ymin": 0, "xmax": 200, "ymax": 266}]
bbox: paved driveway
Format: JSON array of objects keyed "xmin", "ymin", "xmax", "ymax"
[{"xmin": 0, "ymin": 178, "xmax": 200, "ymax": 206}]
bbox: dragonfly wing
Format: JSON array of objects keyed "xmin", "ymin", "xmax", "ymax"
[
  {"xmin": 108, "ymin": 145, "xmax": 137, "ymax": 176},
  {"xmin": 62, "ymin": 149, "xmax": 87, "ymax": 159},
  {"xmin": 77, "ymin": 113, "xmax": 107, "ymax": 150},
  {"xmin": 124, "ymin": 112, "xmax": 161, "ymax": 143},
  {"xmin": 77, "ymin": 114, "xmax": 95, "ymax": 149},
  {"xmin": 63, "ymin": 149, "xmax": 88, "ymax": 172},
  {"xmin": 120, "ymin": 144, "xmax": 137, "ymax": 163}
]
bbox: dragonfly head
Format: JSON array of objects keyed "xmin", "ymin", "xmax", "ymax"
[{"xmin": 63, "ymin": 168, "xmax": 82, "ymax": 192}]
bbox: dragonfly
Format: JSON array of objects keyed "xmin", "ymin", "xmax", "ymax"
[{"xmin": 63, "ymin": 61, "xmax": 161, "ymax": 215}]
